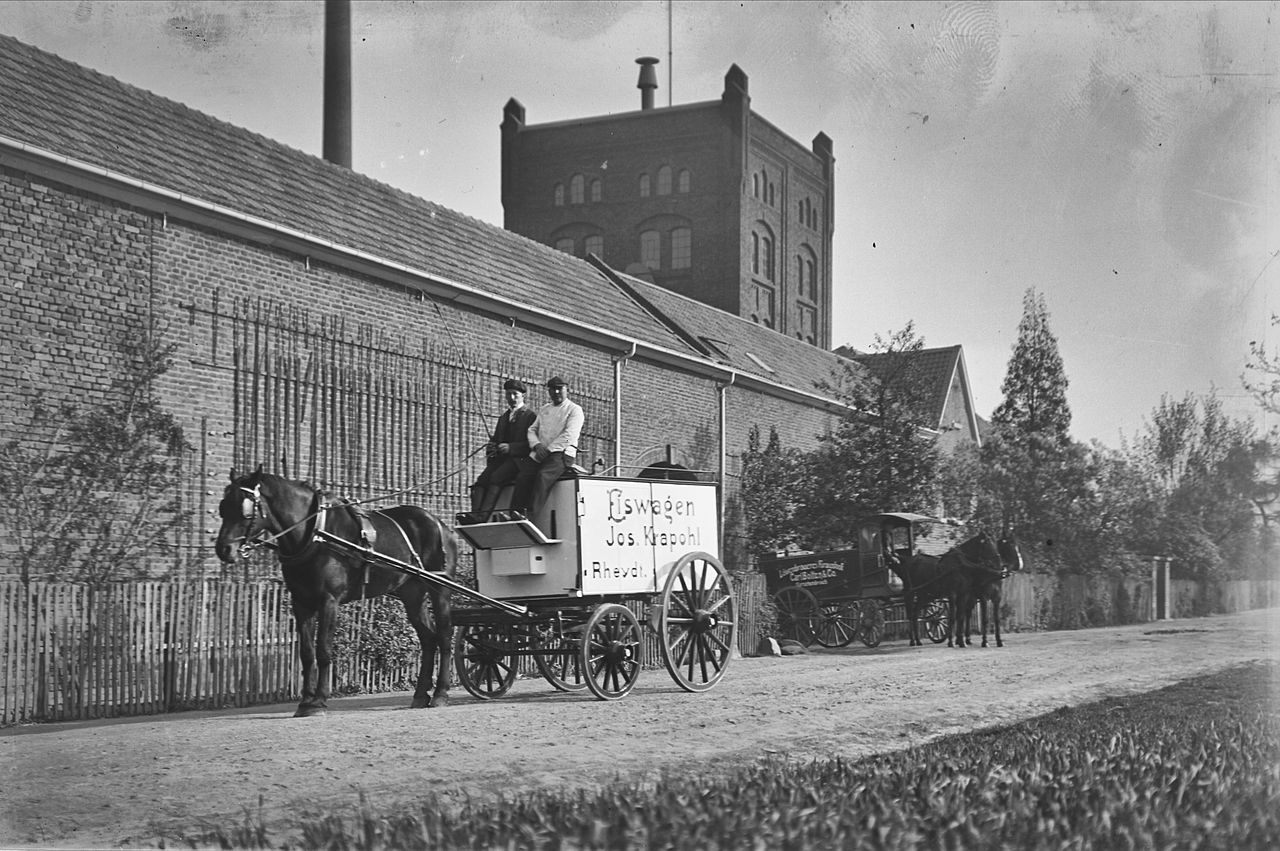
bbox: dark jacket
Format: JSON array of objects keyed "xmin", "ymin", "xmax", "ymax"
[{"xmin": 488, "ymin": 406, "xmax": 537, "ymax": 459}]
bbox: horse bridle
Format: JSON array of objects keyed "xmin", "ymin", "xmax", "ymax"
[{"xmin": 234, "ymin": 483, "xmax": 271, "ymax": 559}]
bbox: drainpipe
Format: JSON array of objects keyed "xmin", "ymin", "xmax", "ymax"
[
  {"xmin": 717, "ymin": 371, "xmax": 737, "ymax": 554},
  {"xmin": 614, "ymin": 342, "xmax": 637, "ymax": 475}
]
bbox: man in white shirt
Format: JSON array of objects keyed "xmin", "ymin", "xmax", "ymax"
[{"xmin": 512, "ymin": 375, "xmax": 584, "ymax": 521}]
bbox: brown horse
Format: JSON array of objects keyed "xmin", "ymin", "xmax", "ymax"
[
  {"xmin": 956, "ymin": 531, "xmax": 1025, "ymax": 648},
  {"xmin": 891, "ymin": 532, "xmax": 1001, "ymax": 646},
  {"xmin": 214, "ymin": 468, "xmax": 456, "ymax": 716}
]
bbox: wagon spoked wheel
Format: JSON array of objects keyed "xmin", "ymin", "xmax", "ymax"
[
  {"xmin": 580, "ymin": 603, "xmax": 643, "ymax": 701},
  {"xmin": 923, "ymin": 599, "xmax": 951, "ymax": 644},
  {"xmin": 533, "ymin": 628, "xmax": 588, "ymax": 692},
  {"xmin": 772, "ymin": 586, "xmax": 818, "ymax": 646},
  {"xmin": 858, "ymin": 600, "xmax": 886, "ymax": 648},
  {"xmin": 454, "ymin": 622, "xmax": 518, "ymax": 700},
  {"xmin": 813, "ymin": 602, "xmax": 859, "ymax": 648},
  {"xmin": 659, "ymin": 551, "xmax": 736, "ymax": 693}
]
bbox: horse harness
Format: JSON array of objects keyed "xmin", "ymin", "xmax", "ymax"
[{"xmin": 236, "ymin": 484, "xmax": 427, "ymax": 598}]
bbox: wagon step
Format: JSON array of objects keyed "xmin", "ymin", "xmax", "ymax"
[{"xmin": 454, "ymin": 517, "xmax": 561, "ymax": 550}]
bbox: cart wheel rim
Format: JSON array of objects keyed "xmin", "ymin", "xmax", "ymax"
[
  {"xmin": 772, "ymin": 586, "xmax": 819, "ymax": 646},
  {"xmin": 533, "ymin": 633, "xmax": 589, "ymax": 692},
  {"xmin": 454, "ymin": 623, "xmax": 517, "ymax": 700},
  {"xmin": 658, "ymin": 552, "xmax": 735, "ymax": 693},
  {"xmin": 580, "ymin": 604, "xmax": 642, "ymax": 701}
]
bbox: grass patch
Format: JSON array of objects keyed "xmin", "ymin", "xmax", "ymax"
[{"xmin": 172, "ymin": 661, "xmax": 1279, "ymax": 850}]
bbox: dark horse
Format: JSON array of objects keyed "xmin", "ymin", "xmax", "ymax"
[
  {"xmin": 891, "ymin": 532, "xmax": 1002, "ymax": 647},
  {"xmin": 214, "ymin": 468, "xmax": 456, "ymax": 716},
  {"xmin": 955, "ymin": 531, "xmax": 1025, "ymax": 648}
]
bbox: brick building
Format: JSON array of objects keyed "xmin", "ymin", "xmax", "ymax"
[
  {"xmin": 501, "ymin": 62, "xmax": 835, "ymax": 348},
  {"xmin": 0, "ymin": 35, "xmax": 866, "ymax": 578}
]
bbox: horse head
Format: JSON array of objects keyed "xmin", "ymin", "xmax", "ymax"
[
  {"xmin": 214, "ymin": 466, "xmax": 316, "ymax": 563},
  {"xmin": 997, "ymin": 530, "xmax": 1025, "ymax": 574},
  {"xmin": 214, "ymin": 466, "xmax": 264, "ymax": 563}
]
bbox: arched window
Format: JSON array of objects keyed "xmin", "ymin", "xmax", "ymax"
[
  {"xmin": 554, "ymin": 237, "xmax": 575, "ymax": 255},
  {"xmin": 751, "ymin": 283, "xmax": 775, "ymax": 329},
  {"xmin": 751, "ymin": 224, "xmax": 775, "ymax": 281},
  {"xmin": 584, "ymin": 234, "xmax": 604, "ymax": 257},
  {"xmin": 797, "ymin": 246, "xmax": 817, "ymax": 300},
  {"xmin": 639, "ymin": 173, "xmax": 651, "ymax": 198},
  {"xmin": 657, "ymin": 165, "xmax": 672, "ymax": 196},
  {"xmin": 590, "ymin": 179, "xmax": 602, "ymax": 203},
  {"xmin": 570, "ymin": 174, "xmax": 585, "ymax": 205},
  {"xmin": 677, "ymin": 169, "xmax": 691, "ymax": 193},
  {"xmin": 797, "ymin": 200, "xmax": 805, "ymax": 221},
  {"xmin": 640, "ymin": 230, "xmax": 661, "ymax": 269},
  {"xmin": 554, "ymin": 183, "xmax": 565, "ymax": 206},
  {"xmin": 670, "ymin": 227, "xmax": 691, "ymax": 269},
  {"xmin": 752, "ymin": 174, "xmax": 759, "ymax": 198}
]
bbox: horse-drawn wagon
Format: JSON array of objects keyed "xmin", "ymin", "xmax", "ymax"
[
  {"xmin": 450, "ymin": 473, "xmax": 734, "ymax": 701},
  {"xmin": 761, "ymin": 513, "xmax": 952, "ymax": 649},
  {"xmin": 215, "ymin": 466, "xmax": 735, "ymax": 713}
]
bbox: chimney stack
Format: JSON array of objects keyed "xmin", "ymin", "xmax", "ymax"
[
  {"xmin": 323, "ymin": 0, "xmax": 352, "ymax": 168},
  {"xmin": 636, "ymin": 57, "xmax": 659, "ymax": 110}
]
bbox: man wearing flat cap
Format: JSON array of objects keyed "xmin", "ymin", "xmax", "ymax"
[
  {"xmin": 512, "ymin": 376, "xmax": 585, "ymax": 522},
  {"xmin": 465, "ymin": 378, "xmax": 537, "ymax": 522}
]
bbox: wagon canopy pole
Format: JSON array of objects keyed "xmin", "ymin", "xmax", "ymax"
[
  {"xmin": 717, "ymin": 371, "xmax": 736, "ymax": 555},
  {"xmin": 614, "ymin": 342, "xmax": 635, "ymax": 474}
]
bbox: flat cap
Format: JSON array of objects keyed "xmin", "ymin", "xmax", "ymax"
[
  {"xmin": 545, "ymin": 376, "xmax": 568, "ymax": 388},
  {"xmin": 502, "ymin": 378, "xmax": 527, "ymax": 393}
]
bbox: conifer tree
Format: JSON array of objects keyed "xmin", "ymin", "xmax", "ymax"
[{"xmin": 993, "ymin": 288, "xmax": 1072, "ymax": 442}]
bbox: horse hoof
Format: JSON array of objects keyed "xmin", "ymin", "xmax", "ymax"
[
  {"xmin": 430, "ymin": 694, "xmax": 450, "ymax": 708},
  {"xmin": 294, "ymin": 706, "xmax": 327, "ymax": 718}
]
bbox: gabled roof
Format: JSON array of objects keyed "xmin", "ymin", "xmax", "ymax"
[
  {"xmin": 0, "ymin": 34, "xmax": 691, "ymax": 355},
  {"xmin": 602, "ymin": 263, "xmax": 865, "ymax": 399},
  {"xmin": 834, "ymin": 345, "xmax": 967, "ymax": 430}
]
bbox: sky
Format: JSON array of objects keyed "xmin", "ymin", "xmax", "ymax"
[{"xmin": 1, "ymin": 0, "xmax": 1275, "ymax": 447}]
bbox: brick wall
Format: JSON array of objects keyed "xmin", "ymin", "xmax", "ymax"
[{"xmin": 1, "ymin": 162, "xmax": 845, "ymax": 579}]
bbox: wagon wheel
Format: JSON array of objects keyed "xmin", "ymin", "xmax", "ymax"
[
  {"xmin": 858, "ymin": 600, "xmax": 886, "ymax": 648},
  {"xmin": 659, "ymin": 552, "xmax": 736, "ymax": 693},
  {"xmin": 580, "ymin": 603, "xmax": 643, "ymax": 701},
  {"xmin": 812, "ymin": 602, "xmax": 860, "ymax": 648},
  {"xmin": 533, "ymin": 628, "xmax": 588, "ymax": 692},
  {"xmin": 772, "ymin": 586, "xmax": 818, "ymax": 646},
  {"xmin": 454, "ymin": 622, "xmax": 518, "ymax": 700},
  {"xmin": 923, "ymin": 599, "xmax": 951, "ymax": 644}
]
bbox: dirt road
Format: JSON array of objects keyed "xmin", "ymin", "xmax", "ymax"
[{"xmin": 3, "ymin": 609, "xmax": 1277, "ymax": 849}]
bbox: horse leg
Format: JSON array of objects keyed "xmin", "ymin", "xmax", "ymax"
[
  {"xmin": 904, "ymin": 596, "xmax": 920, "ymax": 646},
  {"xmin": 292, "ymin": 603, "xmax": 320, "ymax": 717},
  {"xmin": 429, "ymin": 586, "xmax": 453, "ymax": 706},
  {"xmin": 404, "ymin": 585, "xmax": 451, "ymax": 709},
  {"xmin": 988, "ymin": 588, "xmax": 998, "ymax": 647},
  {"xmin": 979, "ymin": 597, "xmax": 990, "ymax": 648},
  {"xmin": 298, "ymin": 594, "xmax": 338, "ymax": 717}
]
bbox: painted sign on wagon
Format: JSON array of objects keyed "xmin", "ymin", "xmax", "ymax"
[{"xmin": 576, "ymin": 478, "xmax": 719, "ymax": 596}]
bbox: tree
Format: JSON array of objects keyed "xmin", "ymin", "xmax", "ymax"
[
  {"xmin": 739, "ymin": 425, "xmax": 805, "ymax": 556},
  {"xmin": 992, "ymin": 288, "xmax": 1072, "ymax": 443},
  {"xmin": 0, "ymin": 327, "xmax": 192, "ymax": 585},
  {"xmin": 801, "ymin": 322, "xmax": 940, "ymax": 548},
  {"xmin": 1244, "ymin": 314, "xmax": 1280, "ymax": 416}
]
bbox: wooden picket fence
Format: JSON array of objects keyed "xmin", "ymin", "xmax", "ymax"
[{"xmin": 1, "ymin": 575, "xmax": 771, "ymax": 726}]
